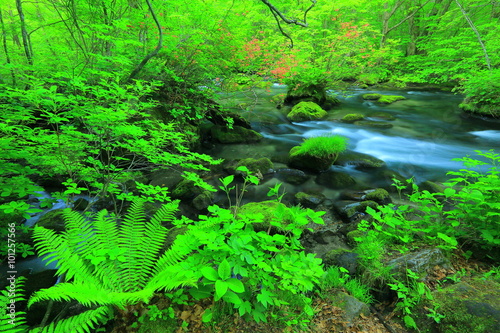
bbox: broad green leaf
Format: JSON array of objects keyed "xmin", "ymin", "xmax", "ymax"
[
  {"xmin": 226, "ymin": 278, "xmax": 245, "ymax": 293},
  {"xmin": 218, "ymin": 259, "xmax": 231, "ymax": 280},
  {"xmin": 215, "ymin": 280, "xmax": 229, "ymax": 300},
  {"xmin": 201, "ymin": 267, "xmax": 219, "ymax": 281}
]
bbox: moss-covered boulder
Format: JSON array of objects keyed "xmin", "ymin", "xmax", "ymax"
[
  {"xmin": 274, "ymin": 168, "xmax": 310, "ymax": 185},
  {"xmin": 171, "ymin": 179, "xmax": 203, "ymax": 200},
  {"xmin": 288, "ymin": 135, "xmax": 348, "ymax": 172},
  {"xmin": 287, "ymin": 101, "xmax": 327, "ymax": 122},
  {"xmin": 339, "ymin": 200, "xmax": 378, "ymax": 221},
  {"xmin": 364, "ymin": 188, "xmax": 391, "ymax": 205},
  {"xmin": 354, "ymin": 120, "xmax": 393, "ymax": 129},
  {"xmin": 238, "ymin": 200, "xmax": 303, "ymax": 232},
  {"xmin": 378, "ymin": 95, "xmax": 406, "ymax": 103},
  {"xmin": 37, "ymin": 209, "xmax": 66, "ymax": 232},
  {"xmin": 362, "ymin": 93, "xmax": 406, "ymax": 104},
  {"xmin": 235, "ymin": 158, "xmax": 273, "ymax": 176},
  {"xmin": 316, "ymin": 171, "xmax": 356, "ymax": 189},
  {"xmin": 335, "ymin": 151, "xmax": 386, "ymax": 168},
  {"xmin": 192, "ymin": 191, "xmax": 214, "ymax": 211},
  {"xmin": 341, "ymin": 113, "xmax": 365, "ymax": 123},
  {"xmin": 285, "ymin": 83, "xmax": 328, "ymax": 105},
  {"xmin": 210, "ymin": 125, "xmax": 263, "ymax": 144},
  {"xmin": 415, "ymin": 277, "xmax": 500, "ymax": 333},
  {"xmin": 295, "ymin": 191, "xmax": 326, "ymax": 209},
  {"xmin": 362, "ymin": 93, "xmax": 382, "ymax": 100}
]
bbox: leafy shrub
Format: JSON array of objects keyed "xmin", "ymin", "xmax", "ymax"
[
  {"xmin": 291, "ymin": 135, "xmax": 348, "ymax": 159},
  {"xmin": 456, "ymin": 69, "xmax": 500, "ymax": 117}
]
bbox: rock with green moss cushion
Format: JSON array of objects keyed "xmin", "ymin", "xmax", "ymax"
[
  {"xmin": 210, "ymin": 125, "xmax": 263, "ymax": 144},
  {"xmin": 335, "ymin": 150, "xmax": 386, "ymax": 168},
  {"xmin": 414, "ymin": 277, "xmax": 500, "ymax": 333},
  {"xmin": 367, "ymin": 111, "xmax": 396, "ymax": 121},
  {"xmin": 37, "ymin": 209, "xmax": 66, "ymax": 232},
  {"xmin": 288, "ymin": 146, "xmax": 335, "ymax": 172},
  {"xmin": 326, "ymin": 292, "xmax": 370, "ymax": 326},
  {"xmin": 354, "ymin": 120, "xmax": 393, "ymax": 129},
  {"xmin": 287, "ymin": 101, "xmax": 327, "ymax": 122},
  {"xmin": 362, "ymin": 93, "xmax": 382, "ymax": 100},
  {"xmin": 193, "ymin": 191, "xmax": 214, "ymax": 211},
  {"xmin": 236, "ymin": 157, "xmax": 273, "ymax": 176},
  {"xmin": 316, "ymin": 171, "xmax": 356, "ymax": 189},
  {"xmin": 238, "ymin": 200, "xmax": 295, "ymax": 232},
  {"xmin": 339, "ymin": 200, "xmax": 378, "ymax": 220},
  {"xmin": 295, "ymin": 191, "xmax": 326, "ymax": 208},
  {"xmin": 378, "ymin": 95, "xmax": 406, "ymax": 104},
  {"xmin": 364, "ymin": 188, "xmax": 391, "ymax": 205},
  {"xmin": 285, "ymin": 83, "xmax": 328, "ymax": 105},
  {"xmin": 172, "ymin": 179, "xmax": 202, "ymax": 200},
  {"xmin": 341, "ymin": 113, "xmax": 365, "ymax": 123}
]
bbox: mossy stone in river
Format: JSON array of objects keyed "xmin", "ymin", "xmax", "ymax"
[
  {"xmin": 341, "ymin": 113, "xmax": 365, "ymax": 123},
  {"xmin": 288, "ymin": 146, "xmax": 333, "ymax": 172},
  {"xmin": 362, "ymin": 93, "xmax": 382, "ymax": 100},
  {"xmin": 236, "ymin": 157, "xmax": 273, "ymax": 176},
  {"xmin": 364, "ymin": 188, "xmax": 391, "ymax": 205},
  {"xmin": 37, "ymin": 209, "xmax": 66, "ymax": 232},
  {"xmin": 287, "ymin": 101, "xmax": 327, "ymax": 122},
  {"xmin": 210, "ymin": 125, "xmax": 263, "ymax": 143},
  {"xmin": 335, "ymin": 150, "xmax": 386, "ymax": 168},
  {"xmin": 378, "ymin": 95, "xmax": 406, "ymax": 104},
  {"xmin": 238, "ymin": 200, "xmax": 295, "ymax": 232},
  {"xmin": 354, "ymin": 120, "xmax": 393, "ymax": 129},
  {"xmin": 295, "ymin": 191, "xmax": 326, "ymax": 208},
  {"xmin": 316, "ymin": 171, "xmax": 356, "ymax": 189}
]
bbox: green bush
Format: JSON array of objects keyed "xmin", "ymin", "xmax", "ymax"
[
  {"xmin": 456, "ymin": 69, "xmax": 500, "ymax": 117},
  {"xmin": 291, "ymin": 135, "xmax": 348, "ymax": 159}
]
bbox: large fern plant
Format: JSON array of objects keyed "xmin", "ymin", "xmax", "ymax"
[{"xmin": 28, "ymin": 200, "xmax": 199, "ymax": 332}]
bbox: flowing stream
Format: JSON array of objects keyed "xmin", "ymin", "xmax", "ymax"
[{"xmin": 210, "ymin": 86, "xmax": 500, "ymax": 198}]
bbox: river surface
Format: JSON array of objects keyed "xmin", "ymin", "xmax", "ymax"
[{"xmin": 210, "ymin": 85, "xmax": 500, "ymax": 199}]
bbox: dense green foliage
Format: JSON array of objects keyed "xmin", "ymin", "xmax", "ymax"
[{"xmin": 1, "ymin": 0, "xmax": 500, "ymax": 331}]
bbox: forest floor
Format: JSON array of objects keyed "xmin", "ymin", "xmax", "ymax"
[{"xmin": 161, "ymin": 249, "xmax": 492, "ymax": 333}]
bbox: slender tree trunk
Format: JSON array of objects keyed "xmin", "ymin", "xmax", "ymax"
[
  {"xmin": 0, "ymin": 7, "xmax": 16, "ymax": 85},
  {"xmin": 125, "ymin": 0, "xmax": 162, "ymax": 82},
  {"xmin": 454, "ymin": 0, "xmax": 491, "ymax": 70},
  {"xmin": 15, "ymin": 0, "xmax": 33, "ymax": 65}
]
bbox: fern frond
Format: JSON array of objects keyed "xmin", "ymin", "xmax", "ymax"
[
  {"xmin": 1, "ymin": 277, "xmax": 27, "ymax": 333},
  {"xmin": 32, "ymin": 227, "xmax": 100, "ymax": 286},
  {"xmin": 118, "ymin": 202, "xmax": 178, "ymax": 291},
  {"xmin": 62, "ymin": 209, "xmax": 95, "ymax": 255},
  {"xmin": 29, "ymin": 305, "xmax": 111, "ymax": 333},
  {"xmin": 85, "ymin": 210, "xmax": 122, "ymax": 291}
]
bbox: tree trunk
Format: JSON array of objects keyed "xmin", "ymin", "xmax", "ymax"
[
  {"xmin": 15, "ymin": 0, "xmax": 33, "ymax": 65},
  {"xmin": 0, "ymin": 7, "xmax": 16, "ymax": 85}
]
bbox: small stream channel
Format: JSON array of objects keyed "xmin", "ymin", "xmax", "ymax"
[{"xmin": 209, "ymin": 85, "xmax": 500, "ymax": 202}]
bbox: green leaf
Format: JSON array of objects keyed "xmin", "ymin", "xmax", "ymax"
[
  {"xmin": 226, "ymin": 278, "xmax": 245, "ymax": 293},
  {"xmin": 215, "ymin": 280, "xmax": 229, "ymax": 300},
  {"xmin": 222, "ymin": 290, "xmax": 242, "ymax": 305},
  {"xmin": 443, "ymin": 187, "xmax": 456, "ymax": 197},
  {"xmin": 218, "ymin": 259, "xmax": 231, "ymax": 280},
  {"xmin": 201, "ymin": 308, "xmax": 213, "ymax": 322},
  {"xmin": 201, "ymin": 267, "xmax": 219, "ymax": 281}
]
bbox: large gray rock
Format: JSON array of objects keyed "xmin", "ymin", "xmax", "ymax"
[{"xmin": 387, "ymin": 248, "xmax": 451, "ymax": 279}]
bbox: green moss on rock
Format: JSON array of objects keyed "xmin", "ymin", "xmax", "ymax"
[
  {"xmin": 362, "ymin": 93, "xmax": 382, "ymax": 100},
  {"xmin": 335, "ymin": 151, "xmax": 386, "ymax": 168},
  {"xmin": 341, "ymin": 113, "xmax": 365, "ymax": 123},
  {"xmin": 367, "ymin": 112, "xmax": 396, "ymax": 121},
  {"xmin": 287, "ymin": 101, "xmax": 327, "ymax": 122},
  {"xmin": 364, "ymin": 188, "xmax": 391, "ymax": 205},
  {"xmin": 378, "ymin": 95, "xmax": 406, "ymax": 104},
  {"xmin": 210, "ymin": 125, "xmax": 263, "ymax": 144},
  {"xmin": 236, "ymin": 158, "xmax": 273, "ymax": 176}
]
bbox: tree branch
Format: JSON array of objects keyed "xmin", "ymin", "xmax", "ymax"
[
  {"xmin": 259, "ymin": 0, "xmax": 316, "ymax": 47},
  {"xmin": 125, "ymin": 0, "xmax": 163, "ymax": 83}
]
